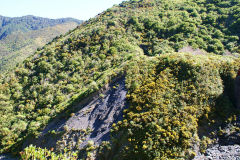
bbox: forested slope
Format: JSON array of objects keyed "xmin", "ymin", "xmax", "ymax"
[
  {"xmin": 0, "ymin": 15, "xmax": 82, "ymax": 72},
  {"xmin": 0, "ymin": 22, "xmax": 80, "ymax": 72},
  {"xmin": 0, "ymin": 0, "xmax": 239, "ymax": 159},
  {"xmin": 0, "ymin": 15, "xmax": 81, "ymax": 40}
]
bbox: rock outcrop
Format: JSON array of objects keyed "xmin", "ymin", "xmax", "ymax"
[
  {"xmin": 194, "ymin": 116, "xmax": 240, "ymax": 160},
  {"xmin": 195, "ymin": 145, "xmax": 240, "ymax": 160},
  {"xmin": 23, "ymin": 76, "xmax": 128, "ymax": 152}
]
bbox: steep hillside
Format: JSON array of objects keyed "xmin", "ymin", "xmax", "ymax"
[
  {"xmin": 0, "ymin": 15, "xmax": 81, "ymax": 40},
  {"xmin": 0, "ymin": 0, "xmax": 239, "ymax": 159},
  {"xmin": 0, "ymin": 21, "xmax": 80, "ymax": 72}
]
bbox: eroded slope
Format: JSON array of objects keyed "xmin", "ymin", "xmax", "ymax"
[{"xmin": 23, "ymin": 77, "xmax": 127, "ymax": 152}]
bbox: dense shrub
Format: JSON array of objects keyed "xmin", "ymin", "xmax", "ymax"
[{"xmin": 107, "ymin": 53, "xmax": 239, "ymax": 159}]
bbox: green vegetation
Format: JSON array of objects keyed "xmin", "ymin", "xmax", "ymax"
[
  {"xmin": 0, "ymin": 0, "xmax": 239, "ymax": 159},
  {"xmin": 0, "ymin": 21, "xmax": 81, "ymax": 73},
  {"xmin": 20, "ymin": 145, "xmax": 78, "ymax": 160},
  {"xmin": 0, "ymin": 15, "xmax": 82, "ymax": 73},
  {"xmin": 104, "ymin": 53, "xmax": 239, "ymax": 159},
  {"xmin": 0, "ymin": 15, "xmax": 81, "ymax": 40}
]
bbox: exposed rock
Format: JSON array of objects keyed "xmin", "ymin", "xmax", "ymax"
[
  {"xmin": 194, "ymin": 116, "xmax": 240, "ymax": 160},
  {"xmin": 23, "ymin": 76, "xmax": 128, "ymax": 151},
  {"xmin": 194, "ymin": 145, "xmax": 240, "ymax": 160}
]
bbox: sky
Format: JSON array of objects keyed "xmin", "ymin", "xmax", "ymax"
[{"xmin": 0, "ymin": 0, "xmax": 126, "ymax": 20}]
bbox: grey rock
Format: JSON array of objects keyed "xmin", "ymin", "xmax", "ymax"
[
  {"xmin": 23, "ymin": 76, "xmax": 128, "ymax": 151},
  {"xmin": 194, "ymin": 116, "xmax": 240, "ymax": 160}
]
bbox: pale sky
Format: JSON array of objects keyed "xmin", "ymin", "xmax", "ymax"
[{"xmin": 0, "ymin": 0, "xmax": 126, "ymax": 20}]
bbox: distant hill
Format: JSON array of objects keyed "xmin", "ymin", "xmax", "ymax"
[
  {"xmin": 0, "ymin": 15, "xmax": 81, "ymax": 40},
  {"xmin": 0, "ymin": 15, "xmax": 82, "ymax": 72}
]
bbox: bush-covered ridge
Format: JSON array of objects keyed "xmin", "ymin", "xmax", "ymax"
[
  {"xmin": 0, "ymin": 22, "xmax": 80, "ymax": 73},
  {"xmin": 0, "ymin": 15, "xmax": 82, "ymax": 40},
  {"xmin": 0, "ymin": 0, "xmax": 239, "ymax": 159},
  {"xmin": 0, "ymin": 15, "xmax": 82, "ymax": 73}
]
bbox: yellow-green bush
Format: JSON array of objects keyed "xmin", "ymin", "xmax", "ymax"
[
  {"xmin": 20, "ymin": 145, "xmax": 78, "ymax": 160},
  {"xmin": 107, "ymin": 53, "xmax": 240, "ymax": 159}
]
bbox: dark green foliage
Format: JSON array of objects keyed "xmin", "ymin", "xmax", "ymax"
[{"xmin": 121, "ymin": 0, "xmax": 240, "ymax": 55}]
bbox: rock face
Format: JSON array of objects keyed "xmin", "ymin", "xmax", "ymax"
[
  {"xmin": 194, "ymin": 145, "xmax": 240, "ymax": 160},
  {"xmin": 194, "ymin": 116, "xmax": 240, "ymax": 160},
  {"xmin": 23, "ymin": 76, "xmax": 128, "ymax": 151}
]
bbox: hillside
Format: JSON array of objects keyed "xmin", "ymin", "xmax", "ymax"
[
  {"xmin": 0, "ymin": 22, "xmax": 80, "ymax": 72},
  {"xmin": 0, "ymin": 15, "xmax": 82, "ymax": 72},
  {"xmin": 0, "ymin": 0, "xmax": 239, "ymax": 159},
  {"xmin": 0, "ymin": 15, "xmax": 81, "ymax": 40}
]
